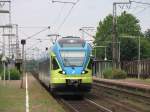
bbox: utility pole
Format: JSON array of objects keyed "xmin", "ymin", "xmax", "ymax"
[
  {"xmin": 112, "ymin": 2, "xmax": 117, "ymax": 69},
  {"xmin": 112, "ymin": 1, "xmax": 131, "ymax": 68}
]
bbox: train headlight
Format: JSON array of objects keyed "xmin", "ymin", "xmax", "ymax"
[
  {"xmin": 81, "ymin": 71, "xmax": 85, "ymax": 74},
  {"xmin": 62, "ymin": 71, "xmax": 66, "ymax": 74}
]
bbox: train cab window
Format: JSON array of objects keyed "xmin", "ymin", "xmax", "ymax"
[
  {"xmin": 87, "ymin": 58, "xmax": 93, "ymax": 69},
  {"xmin": 52, "ymin": 58, "xmax": 59, "ymax": 70}
]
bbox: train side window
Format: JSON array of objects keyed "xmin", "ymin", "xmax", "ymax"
[
  {"xmin": 87, "ymin": 58, "xmax": 93, "ymax": 69},
  {"xmin": 52, "ymin": 58, "xmax": 59, "ymax": 70}
]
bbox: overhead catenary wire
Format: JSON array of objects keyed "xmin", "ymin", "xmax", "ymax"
[
  {"xmin": 116, "ymin": 1, "xmax": 150, "ymax": 17},
  {"xmin": 128, "ymin": 0, "xmax": 150, "ymax": 14},
  {"xmin": 130, "ymin": 0, "xmax": 150, "ymax": 6},
  {"xmin": 57, "ymin": 5, "xmax": 74, "ymax": 31},
  {"xmin": 52, "ymin": 4, "xmax": 65, "ymax": 28},
  {"xmin": 25, "ymin": 26, "xmax": 50, "ymax": 40},
  {"xmin": 134, "ymin": 5, "xmax": 150, "ymax": 15},
  {"xmin": 56, "ymin": 0, "xmax": 80, "ymax": 32},
  {"xmin": 19, "ymin": 26, "xmax": 50, "ymax": 29}
]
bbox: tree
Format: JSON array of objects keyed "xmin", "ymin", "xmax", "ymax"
[
  {"xmin": 144, "ymin": 29, "xmax": 150, "ymax": 39},
  {"xmin": 117, "ymin": 11, "xmax": 141, "ymax": 36},
  {"xmin": 94, "ymin": 12, "xmax": 145, "ymax": 61},
  {"xmin": 95, "ymin": 15, "xmax": 113, "ymax": 42}
]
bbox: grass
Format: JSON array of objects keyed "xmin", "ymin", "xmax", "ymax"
[
  {"xmin": 28, "ymin": 75, "xmax": 65, "ymax": 112},
  {"xmin": 0, "ymin": 81, "xmax": 25, "ymax": 112},
  {"xmin": 0, "ymin": 75, "xmax": 66, "ymax": 112}
]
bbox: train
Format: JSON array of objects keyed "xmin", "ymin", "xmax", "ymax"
[{"xmin": 38, "ymin": 36, "xmax": 93, "ymax": 94}]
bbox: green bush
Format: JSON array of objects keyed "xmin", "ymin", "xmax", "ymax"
[
  {"xmin": 103, "ymin": 68, "xmax": 113, "ymax": 79},
  {"xmin": 1, "ymin": 68, "xmax": 20, "ymax": 80},
  {"xmin": 103, "ymin": 68, "xmax": 127, "ymax": 79},
  {"xmin": 112, "ymin": 69, "xmax": 127, "ymax": 79},
  {"xmin": 0, "ymin": 68, "xmax": 3, "ymax": 76}
]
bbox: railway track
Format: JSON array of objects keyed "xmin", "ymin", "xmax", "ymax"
[
  {"xmin": 32, "ymin": 73, "xmax": 150, "ymax": 112},
  {"xmin": 58, "ymin": 96, "xmax": 112, "ymax": 112},
  {"xmin": 93, "ymin": 81, "xmax": 150, "ymax": 102},
  {"xmin": 92, "ymin": 81, "xmax": 150, "ymax": 112},
  {"xmin": 32, "ymin": 73, "xmax": 111, "ymax": 112}
]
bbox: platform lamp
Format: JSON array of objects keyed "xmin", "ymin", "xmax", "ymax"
[{"xmin": 20, "ymin": 39, "xmax": 26, "ymax": 88}]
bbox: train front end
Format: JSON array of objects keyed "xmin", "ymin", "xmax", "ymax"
[{"xmin": 50, "ymin": 37, "xmax": 93, "ymax": 94}]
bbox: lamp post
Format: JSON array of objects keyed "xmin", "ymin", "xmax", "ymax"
[
  {"xmin": 138, "ymin": 35, "xmax": 141, "ymax": 79},
  {"xmin": 20, "ymin": 39, "xmax": 26, "ymax": 88},
  {"xmin": 120, "ymin": 35, "xmax": 141, "ymax": 79},
  {"xmin": 94, "ymin": 45, "xmax": 107, "ymax": 78},
  {"xmin": 94, "ymin": 46, "xmax": 107, "ymax": 60},
  {"xmin": 100, "ymin": 41, "xmax": 120, "ymax": 68}
]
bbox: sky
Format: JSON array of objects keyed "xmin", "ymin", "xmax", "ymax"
[
  {"xmin": 11, "ymin": 0, "xmax": 150, "ymax": 35},
  {"xmin": 0, "ymin": 0, "xmax": 150, "ymax": 58}
]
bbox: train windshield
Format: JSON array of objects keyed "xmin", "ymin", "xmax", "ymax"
[{"xmin": 60, "ymin": 51, "xmax": 85, "ymax": 67}]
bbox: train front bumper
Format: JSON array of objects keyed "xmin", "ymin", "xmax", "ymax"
[
  {"xmin": 51, "ymin": 76, "xmax": 92, "ymax": 84},
  {"xmin": 51, "ymin": 83, "xmax": 92, "ymax": 93},
  {"xmin": 50, "ymin": 76, "xmax": 92, "ymax": 93}
]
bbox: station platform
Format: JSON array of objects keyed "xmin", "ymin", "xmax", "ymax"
[
  {"xmin": 0, "ymin": 73, "xmax": 65, "ymax": 112},
  {"xmin": 93, "ymin": 76, "xmax": 150, "ymax": 91}
]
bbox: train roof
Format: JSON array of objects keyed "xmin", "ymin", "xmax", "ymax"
[{"xmin": 58, "ymin": 36, "xmax": 85, "ymax": 48}]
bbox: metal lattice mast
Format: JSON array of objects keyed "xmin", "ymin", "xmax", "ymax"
[
  {"xmin": 112, "ymin": 1, "xmax": 131, "ymax": 68},
  {"xmin": 0, "ymin": 1, "xmax": 11, "ymax": 57}
]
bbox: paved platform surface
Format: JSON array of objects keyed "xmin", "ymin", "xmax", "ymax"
[
  {"xmin": 94, "ymin": 77, "xmax": 150, "ymax": 90},
  {"xmin": 0, "ymin": 73, "xmax": 66, "ymax": 112}
]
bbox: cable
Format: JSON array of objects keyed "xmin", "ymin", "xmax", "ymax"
[
  {"xmin": 19, "ymin": 26, "xmax": 49, "ymax": 29},
  {"xmin": 25, "ymin": 26, "xmax": 50, "ymax": 40},
  {"xmin": 134, "ymin": 5, "xmax": 150, "ymax": 15},
  {"xmin": 56, "ymin": 0, "xmax": 80, "ymax": 31},
  {"xmin": 80, "ymin": 29, "xmax": 95, "ymax": 38},
  {"xmin": 57, "ymin": 5, "xmax": 74, "ymax": 31},
  {"xmin": 52, "ymin": 4, "xmax": 65, "ymax": 28},
  {"xmin": 130, "ymin": 0, "xmax": 150, "ymax": 6}
]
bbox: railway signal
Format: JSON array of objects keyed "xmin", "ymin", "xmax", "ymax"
[{"xmin": 20, "ymin": 39, "xmax": 26, "ymax": 88}]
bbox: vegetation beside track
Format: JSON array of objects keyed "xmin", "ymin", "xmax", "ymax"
[
  {"xmin": 0, "ymin": 68, "xmax": 20, "ymax": 80},
  {"xmin": 103, "ymin": 68, "xmax": 127, "ymax": 79},
  {"xmin": 0, "ymin": 81, "xmax": 25, "ymax": 112}
]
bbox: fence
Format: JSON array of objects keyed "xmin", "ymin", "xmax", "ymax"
[
  {"xmin": 93, "ymin": 59, "xmax": 150, "ymax": 78},
  {"xmin": 93, "ymin": 60, "xmax": 112, "ymax": 77},
  {"xmin": 121, "ymin": 60, "xmax": 150, "ymax": 78}
]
